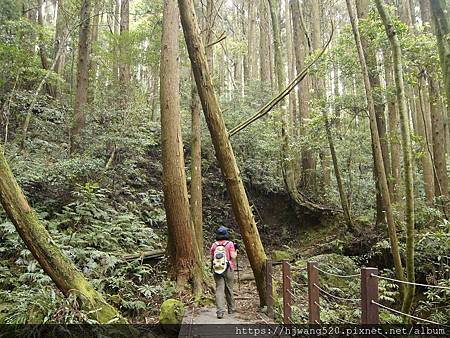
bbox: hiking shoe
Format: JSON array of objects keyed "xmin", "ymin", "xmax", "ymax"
[
  {"xmin": 228, "ymin": 308, "xmax": 236, "ymax": 314},
  {"xmin": 217, "ymin": 312, "xmax": 224, "ymax": 319}
]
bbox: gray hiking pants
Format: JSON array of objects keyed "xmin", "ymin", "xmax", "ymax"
[{"xmin": 214, "ymin": 269, "xmax": 235, "ymax": 315}]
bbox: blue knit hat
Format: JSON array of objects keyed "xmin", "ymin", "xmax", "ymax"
[{"xmin": 216, "ymin": 226, "xmax": 228, "ymax": 237}]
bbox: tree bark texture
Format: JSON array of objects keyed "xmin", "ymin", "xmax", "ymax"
[
  {"xmin": 190, "ymin": 80, "xmax": 203, "ymax": 255},
  {"xmin": 70, "ymin": 0, "xmax": 91, "ymax": 153},
  {"xmin": 160, "ymin": 0, "xmax": 198, "ymax": 289}
]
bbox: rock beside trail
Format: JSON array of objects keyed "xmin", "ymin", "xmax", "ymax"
[{"xmin": 159, "ymin": 298, "xmax": 185, "ymax": 325}]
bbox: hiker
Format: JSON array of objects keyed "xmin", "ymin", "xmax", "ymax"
[{"xmin": 210, "ymin": 226, "xmax": 237, "ymax": 319}]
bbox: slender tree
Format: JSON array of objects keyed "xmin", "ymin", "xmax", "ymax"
[
  {"xmin": 190, "ymin": 81, "xmax": 203, "ymax": 256},
  {"xmin": 375, "ymin": 0, "xmax": 415, "ymax": 315},
  {"xmin": 346, "ymin": 0, "xmax": 405, "ymax": 295}
]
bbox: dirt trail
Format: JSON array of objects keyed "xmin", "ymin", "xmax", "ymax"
[{"xmin": 181, "ymin": 258, "xmax": 271, "ymax": 327}]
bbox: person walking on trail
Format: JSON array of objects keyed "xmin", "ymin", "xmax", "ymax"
[{"xmin": 210, "ymin": 226, "xmax": 237, "ymax": 319}]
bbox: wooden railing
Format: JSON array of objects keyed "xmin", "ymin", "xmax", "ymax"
[{"xmin": 265, "ymin": 259, "xmax": 450, "ymax": 326}]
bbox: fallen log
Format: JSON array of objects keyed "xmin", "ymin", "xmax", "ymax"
[{"xmin": 122, "ymin": 249, "xmax": 165, "ymax": 262}]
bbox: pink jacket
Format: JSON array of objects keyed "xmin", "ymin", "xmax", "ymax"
[{"xmin": 210, "ymin": 240, "xmax": 236, "ymax": 270}]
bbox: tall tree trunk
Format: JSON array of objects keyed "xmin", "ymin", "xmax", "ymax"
[
  {"xmin": 268, "ymin": 0, "xmax": 296, "ymax": 209},
  {"xmin": 205, "ymin": 0, "xmax": 214, "ymax": 69},
  {"xmin": 430, "ymin": 80, "xmax": 449, "ymax": 213},
  {"xmin": 285, "ymin": 0, "xmax": 297, "ymax": 133},
  {"xmin": 112, "ymin": 0, "xmax": 120, "ymax": 84},
  {"xmin": 310, "ymin": 0, "xmax": 330, "ymax": 187},
  {"xmin": 190, "ymin": 81, "xmax": 203, "ymax": 257},
  {"xmin": 384, "ymin": 52, "xmax": 401, "ymax": 203},
  {"xmin": 375, "ymin": 0, "xmax": 416, "ymax": 315},
  {"xmin": 119, "ymin": 0, "xmax": 131, "ymax": 110},
  {"xmin": 417, "ymin": 76, "xmax": 435, "ymax": 203},
  {"xmin": 259, "ymin": 0, "xmax": 271, "ymax": 84},
  {"xmin": 160, "ymin": 0, "xmax": 202, "ymax": 292},
  {"xmin": 291, "ymin": 0, "xmax": 315, "ymax": 191},
  {"xmin": 0, "ymin": 145, "xmax": 125, "ymax": 323},
  {"xmin": 88, "ymin": 0, "xmax": 101, "ymax": 103},
  {"xmin": 419, "ymin": 0, "xmax": 447, "ymax": 211},
  {"xmin": 37, "ymin": 0, "xmax": 57, "ymax": 98},
  {"xmin": 53, "ymin": 0, "xmax": 67, "ymax": 96},
  {"xmin": 247, "ymin": 0, "xmax": 258, "ymax": 80},
  {"xmin": 70, "ymin": 0, "xmax": 91, "ymax": 153},
  {"xmin": 346, "ymin": 0, "xmax": 405, "ymax": 295},
  {"xmin": 178, "ymin": 0, "xmax": 268, "ymax": 305},
  {"xmin": 431, "ymin": 0, "xmax": 450, "ymax": 132},
  {"xmin": 428, "ymin": 0, "xmax": 449, "ymax": 214}
]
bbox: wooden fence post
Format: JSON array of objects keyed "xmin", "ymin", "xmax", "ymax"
[
  {"xmin": 282, "ymin": 260, "xmax": 292, "ymax": 324},
  {"xmin": 266, "ymin": 259, "xmax": 274, "ymax": 319},
  {"xmin": 361, "ymin": 267, "xmax": 379, "ymax": 324},
  {"xmin": 307, "ymin": 261, "xmax": 320, "ymax": 324}
]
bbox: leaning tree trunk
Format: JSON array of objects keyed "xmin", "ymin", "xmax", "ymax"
[
  {"xmin": 177, "ymin": 0, "xmax": 268, "ymax": 305},
  {"xmin": 346, "ymin": 0, "xmax": 405, "ymax": 296},
  {"xmin": 160, "ymin": 0, "xmax": 202, "ymax": 293},
  {"xmin": 0, "ymin": 145, "xmax": 125, "ymax": 323},
  {"xmin": 375, "ymin": 0, "xmax": 415, "ymax": 315}
]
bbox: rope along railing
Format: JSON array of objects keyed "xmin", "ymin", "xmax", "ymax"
[
  {"xmin": 313, "ymin": 265, "xmax": 360, "ymax": 279},
  {"xmin": 313, "ymin": 283, "xmax": 361, "ymax": 303},
  {"xmin": 371, "ymin": 274, "xmax": 450, "ymax": 290},
  {"xmin": 372, "ymin": 301, "xmax": 450, "ymax": 327},
  {"xmin": 265, "ymin": 259, "xmax": 449, "ymax": 326}
]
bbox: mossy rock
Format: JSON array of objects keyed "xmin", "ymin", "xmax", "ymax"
[
  {"xmin": 272, "ymin": 250, "xmax": 292, "ymax": 261},
  {"xmin": 159, "ymin": 299, "xmax": 185, "ymax": 325}
]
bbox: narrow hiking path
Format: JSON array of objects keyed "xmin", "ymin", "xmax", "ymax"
[{"xmin": 180, "ymin": 257, "xmax": 271, "ymax": 330}]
